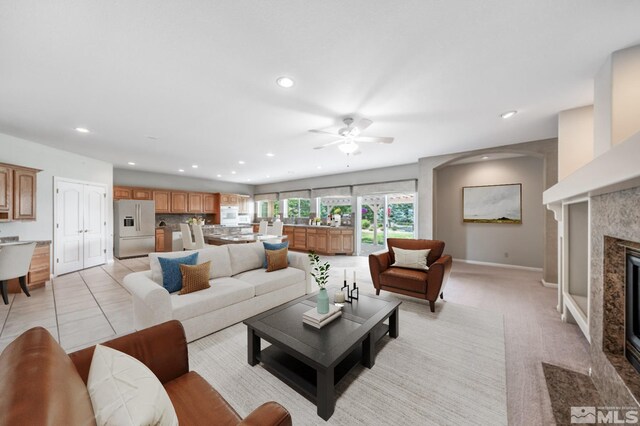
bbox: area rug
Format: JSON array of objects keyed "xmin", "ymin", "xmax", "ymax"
[{"xmin": 188, "ymin": 300, "xmax": 507, "ymax": 425}]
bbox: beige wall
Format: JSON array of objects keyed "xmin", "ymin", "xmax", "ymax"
[
  {"xmin": 558, "ymin": 105, "xmax": 594, "ymax": 180},
  {"xmin": 435, "ymin": 156, "xmax": 545, "ymax": 268},
  {"xmin": 612, "ymin": 44, "xmax": 640, "ymax": 146}
]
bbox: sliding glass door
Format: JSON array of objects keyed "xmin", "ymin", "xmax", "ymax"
[{"xmin": 357, "ymin": 193, "xmax": 416, "ymax": 256}]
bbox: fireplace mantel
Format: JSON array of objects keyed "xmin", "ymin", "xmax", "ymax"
[{"xmin": 543, "ymin": 131, "xmax": 640, "ymax": 207}]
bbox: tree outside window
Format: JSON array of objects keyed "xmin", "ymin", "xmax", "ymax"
[{"xmin": 286, "ymin": 198, "xmax": 310, "ymax": 218}]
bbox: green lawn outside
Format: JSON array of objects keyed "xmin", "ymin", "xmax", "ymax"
[{"xmin": 361, "ymin": 229, "xmax": 414, "ymax": 244}]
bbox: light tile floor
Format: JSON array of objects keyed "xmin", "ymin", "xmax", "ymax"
[{"xmin": 0, "ymin": 257, "xmax": 149, "ymax": 353}]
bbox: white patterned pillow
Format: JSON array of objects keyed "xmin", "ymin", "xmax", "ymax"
[
  {"xmin": 87, "ymin": 344, "xmax": 178, "ymax": 426},
  {"xmin": 391, "ymin": 247, "xmax": 431, "ymax": 271}
]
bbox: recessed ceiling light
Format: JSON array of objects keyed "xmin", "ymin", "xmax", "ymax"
[
  {"xmin": 238, "ymin": 160, "xmax": 245, "ymax": 165},
  {"xmin": 266, "ymin": 175, "xmax": 270, "ymax": 178},
  {"xmin": 481, "ymin": 156, "xmax": 489, "ymax": 160},
  {"xmin": 127, "ymin": 162, "xmax": 136, "ymax": 166},
  {"xmin": 192, "ymin": 165, "xmax": 198, "ymax": 169},
  {"xmin": 75, "ymin": 127, "xmax": 90, "ymax": 133},
  {"xmin": 247, "ymin": 179, "xmax": 251, "ymax": 182},
  {"xmin": 276, "ymin": 76, "xmax": 294, "ymax": 88},
  {"xmin": 317, "ymin": 166, "xmax": 322, "ymax": 169},
  {"xmin": 266, "ymin": 153, "xmax": 275, "ymax": 157},
  {"xmin": 231, "ymin": 171, "xmax": 236, "ymax": 175},
  {"xmin": 500, "ymin": 110, "xmax": 517, "ymax": 119},
  {"xmin": 178, "ymin": 169, "xmax": 185, "ymax": 172},
  {"xmin": 216, "ymin": 174, "xmax": 222, "ymax": 178}
]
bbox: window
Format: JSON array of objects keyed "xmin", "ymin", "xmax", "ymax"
[
  {"xmin": 255, "ymin": 200, "xmax": 280, "ymax": 218},
  {"xmin": 286, "ymin": 198, "xmax": 311, "ymax": 218},
  {"xmin": 320, "ymin": 197, "xmax": 352, "ymax": 218}
]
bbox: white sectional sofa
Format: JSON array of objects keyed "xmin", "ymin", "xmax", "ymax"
[{"xmin": 123, "ymin": 242, "xmax": 311, "ymax": 342}]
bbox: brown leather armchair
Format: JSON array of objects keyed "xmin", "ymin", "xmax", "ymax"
[
  {"xmin": 369, "ymin": 238, "xmax": 453, "ymax": 312},
  {"xmin": 0, "ymin": 320, "xmax": 292, "ymax": 426}
]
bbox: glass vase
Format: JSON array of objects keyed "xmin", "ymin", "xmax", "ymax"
[{"xmin": 317, "ymin": 288, "xmax": 330, "ymax": 314}]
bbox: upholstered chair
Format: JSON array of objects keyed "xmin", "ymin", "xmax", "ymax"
[
  {"xmin": 0, "ymin": 242, "xmax": 37, "ymax": 305},
  {"xmin": 369, "ymin": 238, "xmax": 452, "ymax": 312},
  {"xmin": 179, "ymin": 223, "xmax": 196, "ymax": 250}
]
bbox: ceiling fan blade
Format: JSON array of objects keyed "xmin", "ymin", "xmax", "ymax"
[
  {"xmin": 313, "ymin": 139, "xmax": 345, "ymax": 149},
  {"xmin": 309, "ymin": 129, "xmax": 342, "ymax": 138},
  {"xmin": 355, "ymin": 118, "xmax": 373, "ymax": 132},
  {"xmin": 354, "ymin": 136, "xmax": 394, "ymax": 144}
]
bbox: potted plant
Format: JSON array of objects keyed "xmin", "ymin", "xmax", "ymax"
[{"xmin": 308, "ymin": 251, "xmax": 330, "ymax": 314}]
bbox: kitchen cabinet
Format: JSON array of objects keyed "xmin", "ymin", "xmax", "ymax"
[
  {"xmin": 252, "ymin": 224, "xmax": 260, "ymax": 233},
  {"xmin": 8, "ymin": 243, "xmax": 50, "ymax": 293},
  {"xmin": 132, "ymin": 188, "xmax": 153, "ymax": 200},
  {"xmin": 13, "ymin": 168, "xmax": 37, "ymax": 220},
  {"xmin": 188, "ymin": 193, "xmax": 203, "ymax": 213},
  {"xmin": 293, "ymin": 228, "xmax": 307, "ymax": 250},
  {"xmin": 113, "ymin": 186, "xmax": 132, "ymax": 199},
  {"xmin": 171, "ymin": 192, "xmax": 188, "ymax": 213},
  {"xmin": 283, "ymin": 226, "xmax": 295, "ymax": 248},
  {"xmin": 220, "ymin": 193, "xmax": 239, "ymax": 206},
  {"xmin": 155, "ymin": 228, "xmax": 172, "ymax": 252},
  {"xmin": 203, "ymin": 193, "xmax": 218, "ymax": 214},
  {"xmin": 153, "ymin": 190, "xmax": 171, "ymax": 213},
  {"xmin": 0, "ymin": 165, "xmax": 12, "ymax": 221},
  {"xmin": 238, "ymin": 196, "xmax": 250, "ymax": 213},
  {"xmin": 284, "ymin": 225, "xmax": 353, "ymax": 255}
]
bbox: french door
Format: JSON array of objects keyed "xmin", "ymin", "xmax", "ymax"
[{"xmin": 55, "ymin": 179, "xmax": 107, "ymax": 275}]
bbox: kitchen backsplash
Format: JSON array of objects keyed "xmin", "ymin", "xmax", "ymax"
[{"xmin": 156, "ymin": 214, "xmax": 215, "ymax": 230}]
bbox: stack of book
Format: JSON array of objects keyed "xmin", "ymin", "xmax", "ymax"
[{"xmin": 303, "ymin": 306, "xmax": 342, "ymax": 329}]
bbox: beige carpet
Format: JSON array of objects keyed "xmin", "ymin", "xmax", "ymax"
[{"xmin": 188, "ymin": 299, "xmax": 507, "ymax": 425}]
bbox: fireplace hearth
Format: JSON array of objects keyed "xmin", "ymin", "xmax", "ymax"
[{"xmin": 627, "ymin": 251, "xmax": 640, "ymax": 373}]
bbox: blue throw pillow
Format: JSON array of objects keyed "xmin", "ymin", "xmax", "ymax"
[
  {"xmin": 158, "ymin": 252, "xmax": 198, "ymax": 293},
  {"xmin": 263, "ymin": 241, "xmax": 289, "ymax": 268}
]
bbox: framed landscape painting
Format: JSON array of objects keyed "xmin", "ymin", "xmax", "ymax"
[{"xmin": 462, "ymin": 183, "xmax": 522, "ymax": 224}]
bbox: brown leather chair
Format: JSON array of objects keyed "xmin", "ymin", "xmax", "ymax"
[
  {"xmin": 369, "ymin": 238, "xmax": 453, "ymax": 312},
  {"xmin": 0, "ymin": 320, "xmax": 292, "ymax": 426}
]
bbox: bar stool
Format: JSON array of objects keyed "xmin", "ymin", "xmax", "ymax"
[
  {"xmin": 0, "ymin": 242, "xmax": 37, "ymax": 305},
  {"xmin": 191, "ymin": 224, "xmax": 206, "ymax": 249},
  {"xmin": 179, "ymin": 224, "xmax": 196, "ymax": 250}
]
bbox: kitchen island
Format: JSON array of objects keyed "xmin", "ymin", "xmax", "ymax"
[
  {"xmin": 252, "ymin": 224, "xmax": 354, "ymax": 255},
  {"xmin": 204, "ymin": 233, "xmax": 287, "ymax": 245}
]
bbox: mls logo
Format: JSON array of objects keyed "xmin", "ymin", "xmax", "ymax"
[{"xmin": 571, "ymin": 406, "xmax": 596, "ymax": 423}]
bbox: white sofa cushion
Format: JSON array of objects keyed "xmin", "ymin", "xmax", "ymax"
[
  {"xmin": 87, "ymin": 345, "xmax": 178, "ymax": 426},
  {"xmin": 234, "ymin": 267, "xmax": 305, "ymax": 296},
  {"xmin": 149, "ymin": 246, "xmax": 232, "ymax": 285},
  {"xmin": 227, "ymin": 242, "xmax": 266, "ymax": 276},
  {"xmin": 170, "ymin": 277, "xmax": 255, "ymax": 321}
]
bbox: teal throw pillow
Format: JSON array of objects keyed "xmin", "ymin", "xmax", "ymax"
[
  {"xmin": 159, "ymin": 252, "xmax": 198, "ymax": 293},
  {"xmin": 263, "ymin": 241, "xmax": 289, "ymax": 268}
]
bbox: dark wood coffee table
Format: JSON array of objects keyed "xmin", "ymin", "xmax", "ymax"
[{"xmin": 244, "ymin": 288, "xmax": 401, "ymax": 420}]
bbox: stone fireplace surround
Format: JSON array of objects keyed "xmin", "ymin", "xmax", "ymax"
[{"xmin": 590, "ymin": 186, "xmax": 640, "ymax": 407}]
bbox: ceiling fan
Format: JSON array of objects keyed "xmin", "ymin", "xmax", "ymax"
[{"xmin": 309, "ymin": 117, "xmax": 394, "ymax": 155}]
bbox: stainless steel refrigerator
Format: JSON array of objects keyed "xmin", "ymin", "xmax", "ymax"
[{"xmin": 114, "ymin": 200, "xmax": 156, "ymax": 258}]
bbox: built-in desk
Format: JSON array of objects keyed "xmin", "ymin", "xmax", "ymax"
[{"xmin": 0, "ymin": 237, "xmax": 51, "ymax": 293}]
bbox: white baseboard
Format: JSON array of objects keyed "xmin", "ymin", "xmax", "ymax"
[
  {"xmin": 541, "ymin": 279, "xmax": 558, "ymax": 288},
  {"xmin": 455, "ymin": 258, "xmax": 543, "ymax": 272}
]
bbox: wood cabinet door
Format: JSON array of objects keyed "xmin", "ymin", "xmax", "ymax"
[
  {"xmin": 283, "ymin": 226, "xmax": 295, "ymax": 248},
  {"xmin": 220, "ymin": 194, "xmax": 230, "ymax": 204},
  {"xmin": 306, "ymin": 230, "xmax": 317, "ymax": 251},
  {"xmin": 153, "ymin": 190, "xmax": 170, "ymax": 213},
  {"xmin": 316, "ymin": 229, "xmax": 328, "ymax": 253},
  {"xmin": 329, "ymin": 231, "xmax": 342, "ymax": 253},
  {"xmin": 155, "ymin": 229, "xmax": 165, "ymax": 252},
  {"xmin": 113, "ymin": 186, "xmax": 132, "ymax": 199},
  {"xmin": 0, "ymin": 165, "xmax": 12, "ymax": 220},
  {"xmin": 171, "ymin": 192, "xmax": 188, "ymax": 213},
  {"xmin": 188, "ymin": 193, "xmax": 203, "ymax": 213},
  {"xmin": 203, "ymin": 194, "xmax": 216, "ymax": 213},
  {"xmin": 252, "ymin": 224, "xmax": 260, "ymax": 233},
  {"xmin": 342, "ymin": 231, "xmax": 354, "ymax": 254},
  {"xmin": 132, "ymin": 188, "xmax": 153, "ymax": 200},
  {"xmin": 13, "ymin": 169, "xmax": 37, "ymax": 220},
  {"xmin": 27, "ymin": 244, "xmax": 50, "ymax": 285},
  {"xmin": 294, "ymin": 229, "xmax": 307, "ymax": 250}
]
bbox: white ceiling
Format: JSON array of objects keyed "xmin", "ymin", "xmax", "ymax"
[{"xmin": 1, "ymin": 1, "xmax": 639, "ymax": 185}]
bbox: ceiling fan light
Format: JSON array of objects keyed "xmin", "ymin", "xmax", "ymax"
[{"xmin": 338, "ymin": 142, "xmax": 359, "ymax": 154}]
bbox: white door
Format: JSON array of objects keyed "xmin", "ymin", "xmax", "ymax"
[
  {"xmin": 83, "ymin": 185, "xmax": 106, "ymax": 268},
  {"xmin": 56, "ymin": 181, "xmax": 84, "ymax": 275},
  {"xmin": 55, "ymin": 179, "xmax": 107, "ymax": 275}
]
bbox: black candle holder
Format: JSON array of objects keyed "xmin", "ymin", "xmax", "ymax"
[{"xmin": 341, "ymin": 281, "xmax": 359, "ymax": 303}]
